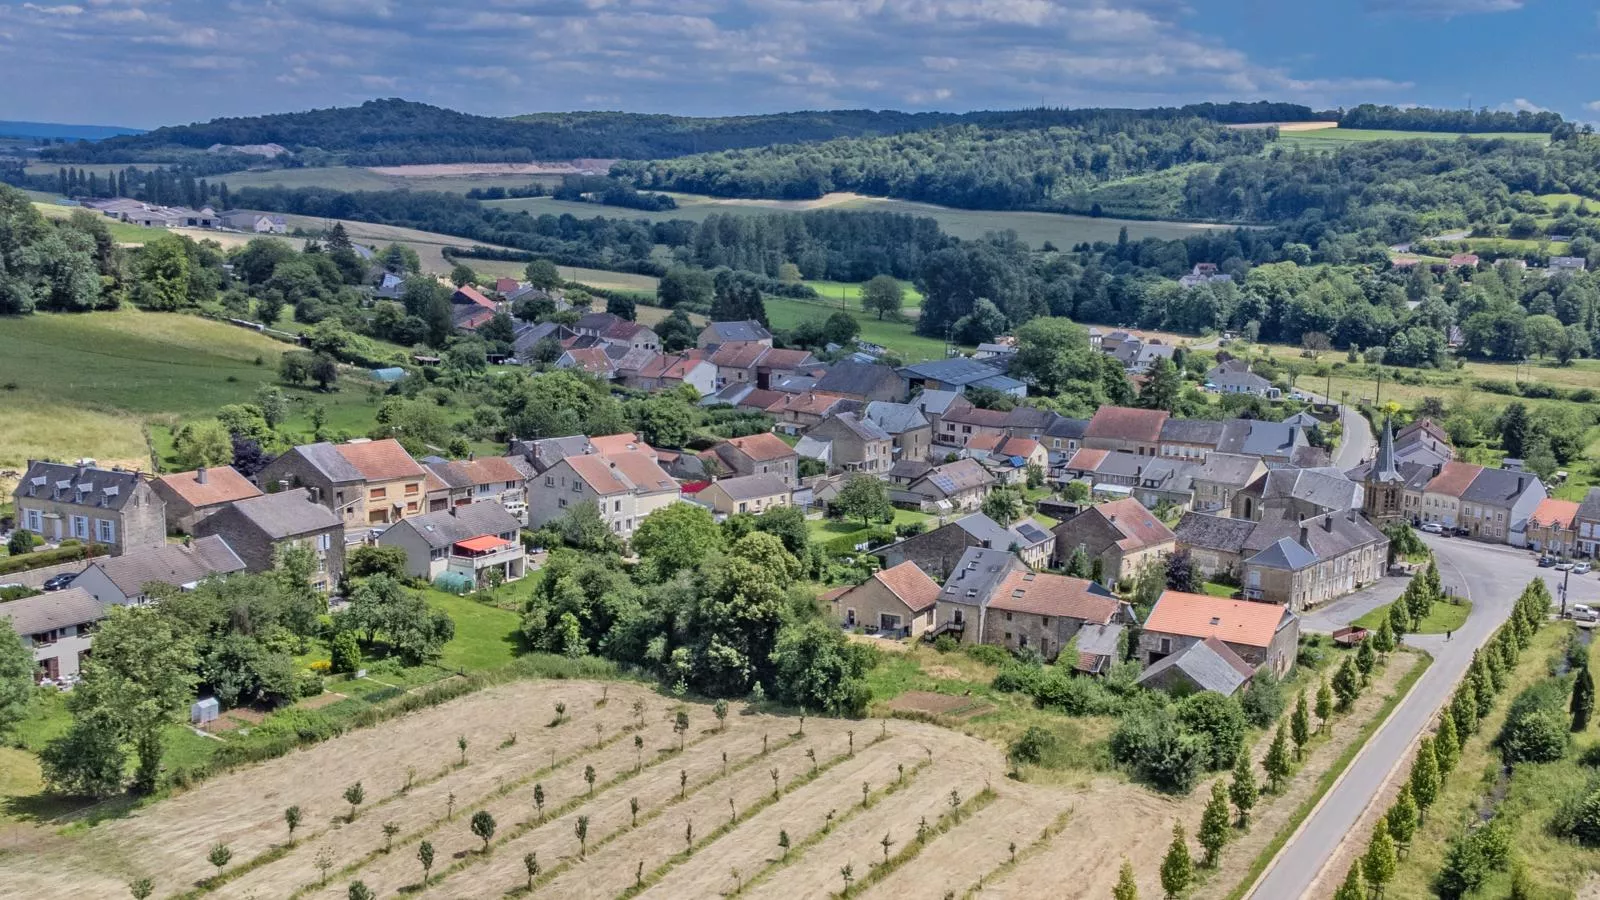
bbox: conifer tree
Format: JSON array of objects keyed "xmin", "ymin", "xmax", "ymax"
[
  {"xmin": 1387, "ymin": 783, "xmax": 1418, "ymax": 858},
  {"xmin": 1159, "ymin": 823, "xmax": 1193, "ymax": 899},
  {"xmin": 1315, "ymin": 678, "xmax": 1335, "ymax": 734},
  {"xmin": 1363, "ymin": 814, "xmax": 1397, "ymax": 898},
  {"xmin": 1573, "ymin": 662, "xmax": 1595, "ymax": 732},
  {"xmin": 1434, "ymin": 708, "xmax": 1460, "ymax": 773},
  {"xmin": 1198, "ymin": 782, "xmax": 1230, "ymax": 867},
  {"xmin": 1409, "ymin": 738, "xmax": 1439, "ymax": 820},
  {"xmin": 1229, "ymin": 748, "xmax": 1257, "ymax": 828},
  {"xmin": 1114, "ymin": 858, "xmax": 1139, "ymax": 900},
  {"xmin": 1262, "ymin": 725, "xmax": 1292, "ymax": 793},
  {"xmin": 1291, "ymin": 691, "xmax": 1311, "ymax": 760}
]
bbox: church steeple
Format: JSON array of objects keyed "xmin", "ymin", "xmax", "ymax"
[{"xmin": 1372, "ymin": 416, "xmax": 1403, "ymax": 484}]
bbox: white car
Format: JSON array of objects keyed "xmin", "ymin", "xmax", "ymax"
[
  {"xmin": 1573, "ymin": 604, "xmax": 1598, "ymax": 622},
  {"xmin": 1575, "ymin": 562, "xmax": 1593, "ymax": 575},
  {"xmin": 1421, "ymin": 522, "xmax": 1444, "ymax": 534}
]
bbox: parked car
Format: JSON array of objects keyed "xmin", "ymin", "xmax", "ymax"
[
  {"xmin": 1538, "ymin": 555, "xmax": 1557, "ymax": 567},
  {"xmin": 1574, "ymin": 562, "xmax": 1592, "ymax": 575},
  {"xmin": 1421, "ymin": 522, "xmax": 1445, "ymax": 534},
  {"xmin": 1573, "ymin": 604, "xmax": 1598, "ymax": 622},
  {"xmin": 1452, "ymin": 527, "xmax": 1470, "ymax": 537},
  {"xmin": 1557, "ymin": 560, "xmax": 1576, "ymax": 572},
  {"xmin": 41, "ymin": 572, "xmax": 76, "ymax": 591}
]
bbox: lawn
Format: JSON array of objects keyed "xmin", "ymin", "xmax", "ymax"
[
  {"xmin": 1202, "ymin": 581, "xmax": 1239, "ymax": 598},
  {"xmin": 803, "ymin": 278, "xmax": 924, "ymax": 313},
  {"xmin": 1352, "ymin": 597, "xmax": 1472, "ymax": 634},
  {"xmin": 0, "ymin": 309, "xmax": 387, "ymax": 475},
  {"xmin": 32, "ymin": 201, "xmax": 162, "ymax": 243},
  {"xmin": 763, "ymin": 295, "xmax": 957, "ymax": 362},
  {"xmin": 806, "ymin": 507, "xmax": 934, "ymax": 540},
  {"xmin": 422, "ymin": 589, "xmax": 525, "ymax": 672},
  {"xmin": 466, "ymin": 256, "xmax": 662, "ymax": 294}
]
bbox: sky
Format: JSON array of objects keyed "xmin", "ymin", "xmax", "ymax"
[{"xmin": 0, "ymin": 0, "xmax": 1593, "ymax": 129}]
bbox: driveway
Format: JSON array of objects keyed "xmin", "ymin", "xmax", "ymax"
[{"xmin": 1248, "ymin": 536, "xmax": 1600, "ymax": 899}]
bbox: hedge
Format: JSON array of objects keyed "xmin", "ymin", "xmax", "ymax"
[{"xmin": 0, "ymin": 542, "xmax": 105, "ymax": 575}]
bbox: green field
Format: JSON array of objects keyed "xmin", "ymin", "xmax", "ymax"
[
  {"xmin": 465, "ymin": 257, "xmax": 662, "ymax": 294},
  {"xmin": 804, "ymin": 279, "xmax": 923, "ymax": 313},
  {"xmin": 0, "ymin": 310, "xmax": 387, "ymax": 474},
  {"xmin": 763, "ymin": 295, "xmax": 956, "ymax": 362},
  {"xmin": 212, "ymin": 165, "xmax": 566, "ymax": 194},
  {"xmin": 31, "ymin": 201, "xmax": 161, "ymax": 243},
  {"xmin": 1353, "ymin": 598, "xmax": 1472, "ymax": 634},
  {"xmin": 484, "ymin": 192, "xmax": 1232, "ymax": 250},
  {"xmin": 1275, "ymin": 127, "xmax": 1551, "ymax": 149}
]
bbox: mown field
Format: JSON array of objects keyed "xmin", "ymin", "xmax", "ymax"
[
  {"xmin": 1274, "ymin": 127, "xmax": 1551, "ymax": 150},
  {"xmin": 0, "ymin": 310, "xmax": 388, "ymax": 483},
  {"xmin": 483, "ymin": 192, "xmax": 1234, "ymax": 249},
  {"xmin": 762, "ymin": 296, "xmax": 954, "ymax": 362}
]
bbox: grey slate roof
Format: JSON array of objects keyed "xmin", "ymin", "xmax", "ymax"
[
  {"xmin": 830, "ymin": 412, "xmax": 892, "ymax": 442},
  {"xmin": 227, "ymin": 488, "xmax": 341, "ymax": 539},
  {"xmin": 1580, "ymin": 488, "xmax": 1600, "ymax": 524},
  {"xmin": 1160, "ymin": 418, "xmax": 1226, "ymax": 445},
  {"xmin": 1044, "ymin": 416, "xmax": 1088, "ymax": 440},
  {"xmin": 1175, "ymin": 512, "xmax": 1257, "ymax": 554},
  {"xmin": 949, "ymin": 513, "xmax": 1051, "ymax": 550},
  {"xmin": 1210, "ymin": 370, "xmax": 1274, "ymax": 392},
  {"xmin": 1281, "ymin": 411, "xmax": 1322, "ymax": 428},
  {"xmin": 1003, "ymin": 406, "xmax": 1054, "ymax": 432},
  {"xmin": 1216, "ymin": 419, "xmax": 1303, "ymax": 457},
  {"xmin": 515, "ymin": 435, "xmax": 593, "ymax": 472},
  {"xmin": 1136, "ymin": 637, "xmax": 1253, "ymax": 696},
  {"xmin": 383, "ymin": 501, "xmax": 522, "ymax": 550},
  {"xmin": 292, "ymin": 443, "xmax": 365, "ymax": 483},
  {"xmin": 1195, "ymin": 452, "xmax": 1263, "ymax": 488},
  {"xmin": 770, "ymin": 374, "xmax": 818, "ymax": 394},
  {"xmin": 939, "ymin": 547, "xmax": 1024, "ymax": 606},
  {"xmin": 1247, "ymin": 536, "xmax": 1320, "ymax": 570},
  {"xmin": 815, "ymin": 361, "xmax": 900, "ymax": 398},
  {"xmin": 1460, "ymin": 467, "xmax": 1540, "ymax": 506},
  {"xmin": 1, "ymin": 587, "xmax": 105, "ymax": 636},
  {"xmin": 899, "ymin": 357, "xmax": 1008, "ymax": 386},
  {"xmin": 887, "ymin": 459, "xmax": 933, "ymax": 481},
  {"xmin": 18, "ymin": 461, "xmax": 148, "ymax": 511},
  {"xmin": 92, "ymin": 536, "xmax": 246, "ymax": 596},
  {"xmin": 864, "ymin": 401, "xmax": 929, "ymax": 435},
  {"xmin": 912, "ymin": 389, "xmax": 962, "ymax": 417},
  {"xmin": 1248, "ymin": 467, "xmax": 1362, "ymax": 512},
  {"xmin": 702, "ymin": 320, "xmax": 772, "ymax": 344},
  {"xmin": 1075, "ymin": 622, "xmax": 1124, "ymax": 658},
  {"xmin": 711, "ymin": 473, "xmax": 791, "ymax": 501}
]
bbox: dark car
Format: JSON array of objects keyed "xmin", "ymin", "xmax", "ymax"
[
  {"xmin": 1538, "ymin": 555, "xmax": 1557, "ymax": 568},
  {"xmin": 41, "ymin": 572, "xmax": 76, "ymax": 591},
  {"xmin": 1452, "ymin": 527, "xmax": 1470, "ymax": 537}
]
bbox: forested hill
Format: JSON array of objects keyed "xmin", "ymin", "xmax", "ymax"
[{"xmin": 43, "ymin": 99, "xmax": 1316, "ymax": 166}]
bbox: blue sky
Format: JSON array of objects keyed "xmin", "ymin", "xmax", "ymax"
[{"xmin": 0, "ymin": 0, "xmax": 1590, "ymax": 129}]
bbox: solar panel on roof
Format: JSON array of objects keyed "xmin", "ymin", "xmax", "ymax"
[{"xmin": 930, "ymin": 474, "xmax": 957, "ymax": 494}]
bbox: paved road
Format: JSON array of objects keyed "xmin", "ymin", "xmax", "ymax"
[
  {"xmin": 1248, "ymin": 536, "xmax": 1600, "ymax": 899},
  {"xmin": 1331, "ymin": 402, "xmax": 1372, "ymax": 471}
]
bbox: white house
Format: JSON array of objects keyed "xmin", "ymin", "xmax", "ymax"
[
  {"xmin": 0, "ymin": 588, "xmax": 106, "ymax": 683},
  {"xmin": 71, "ymin": 535, "xmax": 245, "ymax": 606},
  {"xmin": 377, "ymin": 501, "xmax": 527, "ymax": 586},
  {"xmin": 527, "ymin": 450, "xmax": 680, "ymax": 540}
]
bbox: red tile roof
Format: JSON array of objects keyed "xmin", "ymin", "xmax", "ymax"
[
  {"xmin": 494, "ymin": 277, "xmax": 520, "ymax": 294},
  {"xmin": 768, "ymin": 391, "xmax": 849, "ymax": 417},
  {"xmin": 455, "ymin": 307, "xmax": 496, "ymax": 330},
  {"xmin": 723, "ymin": 432, "xmax": 796, "ymax": 462},
  {"xmin": 872, "ymin": 561, "xmax": 941, "ymax": 613},
  {"xmin": 1065, "ymin": 448, "xmax": 1109, "ymax": 472},
  {"xmin": 454, "ymin": 285, "xmax": 495, "ymax": 309},
  {"xmin": 1531, "ymin": 497, "xmax": 1580, "ymax": 530},
  {"xmin": 756, "ymin": 348, "xmax": 815, "ymax": 370},
  {"xmin": 1144, "ymin": 591, "xmax": 1288, "ymax": 649},
  {"xmin": 1425, "ymin": 461, "xmax": 1482, "ymax": 498},
  {"xmin": 562, "ymin": 346, "xmax": 614, "ymax": 375},
  {"xmin": 156, "ymin": 466, "xmax": 262, "ymax": 508},
  {"xmin": 1094, "ymin": 497, "xmax": 1175, "ymax": 551},
  {"xmin": 737, "ymin": 388, "xmax": 784, "ymax": 411},
  {"xmin": 335, "ymin": 439, "xmax": 424, "ymax": 481},
  {"xmin": 988, "ymin": 571, "xmax": 1119, "ymax": 623},
  {"xmin": 708, "ymin": 341, "xmax": 770, "ymax": 369},
  {"xmin": 591, "ymin": 433, "xmax": 652, "ymax": 457},
  {"xmin": 1086, "ymin": 406, "xmax": 1169, "ymax": 444}
]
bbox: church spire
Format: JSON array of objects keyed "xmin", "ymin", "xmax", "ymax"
[{"xmin": 1373, "ymin": 416, "xmax": 1402, "ymax": 483}]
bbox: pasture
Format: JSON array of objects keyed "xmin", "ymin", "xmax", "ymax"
[
  {"xmin": 762, "ymin": 296, "xmax": 954, "ymax": 362},
  {"xmin": 483, "ymin": 192, "xmax": 1233, "ymax": 250},
  {"xmin": 0, "ymin": 310, "xmax": 386, "ymax": 483},
  {"xmin": 214, "ymin": 166, "xmax": 567, "ymax": 195}
]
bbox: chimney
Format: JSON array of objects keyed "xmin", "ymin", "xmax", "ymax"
[
  {"xmin": 1324, "ymin": 513, "xmax": 1333, "ymax": 531},
  {"xmin": 309, "ymin": 486, "xmax": 321, "ymax": 504},
  {"xmin": 449, "ymin": 507, "xmax": 457, "ymax": 517},
  {"xmin": 1517, "ymin": 476, "xmax": 1525, "ymax": 493},
  {"xmin": 1299, "ymin": 525, "xmax": 1309, "ymax": 547},
  {"xmin": 196, "ymin": 466, "xmax": 208, "ymax": 485}
]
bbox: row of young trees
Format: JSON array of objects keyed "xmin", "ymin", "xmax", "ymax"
[{"xmin": 1335, "ymin": 578, "xmax": 1549, "ymax": 899}]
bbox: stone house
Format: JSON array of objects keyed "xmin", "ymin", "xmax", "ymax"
[
  {"xmin": 1, "ymin": 588, "xmax": 105, "ymax": 683},
  {"xmin": 1139, "ymin": 590, "xmax": 1300, "ymax": 677},
  {"xmin": 73, "ymin": 536, "xmax": 246, "ymax": 607},
  {"xmin": 802, "ymin": 413, "xmax": 894, "ymax": 475},
  {"xmin": 934, "ymin": 402, "xmax": 1010, "ymax": 450},
  {"xmin": 981, "ymin": 570, "xmax": 1133, "ymax": 663},
  {"xmin": 377, "ymin": 501, "xmax": 526, "ymax": 586},
  {"xmin": 698, "ymin": 320, "xmax": 773, "ymax": 349},
  {"xmin": 813, "ymin": 361, "xmax": 905, "ymax": 403},
  {"xmin": 1458, "ymin": 466, "xmax": 1546, "ymax": 546},
  {"xmin": 1173, "ymin": 512, "xmax": 1258, "ymax": 581},
  {"xmin": 1241, "ymin": 511, "xmax": 1388, "ymax": 612},
  {"xmin": 1527, "ymin": 498, "xmax": 1580, "ymax": 556},
  {"xmin": 152, "ymin": 465, "xmax": 263, "ymax": 535},
  {"xmin": 1231, "ymin": 467, "xmax": 1361, "ymax": 522},
  {"xmin": 1191, "ymin": 453, "xmax": 1267, "ymax": 514},
  {"xmin": 697, "ymin": 474, "xmax": 791, "ymax": 516},
  {"xmin": 712, "ymin": 432, "xmax": 799, "ymax": 486},
  {"xmin": 826, "ymin": 560, "xmax": 941, "ymax": 638},
  {"xmin": 257, "ymin": 438, "xmax": 427, "ymax": 529},
  {"xmin": 1049, "ymin": 497, "xmax": 1175, "ymax": 586},
  {"xmin": 194, "ymin": 489, "xmax": 345, "ymax": 593},
  {"xmin": 13, "ymin": 461, "xmax": 167, "ymax": 555},
  {"xmin": 421, "ymin": 456, "xmax": 529, "ymax": 523},
  {"xmin": 1576, "ymin": 488, "xmax": 1600, "ymax": 558},
  {"xmin": 1418, "ymin": 460, "xmax": 1480, "ymax": 528},
  {"xmin": 1135, "ymin": 637, "xmax": 1257, "ymax": 696},
  {"xmin": 876, "ymin": 512, "xmax": 1053, "ymax": 578},
  {"xmin": 1082, "ymin": 406, "xmax": 1169, "ymax": 456},
  {"xmin": 863, "ymin": 401, "xmax": 933, "ymax": 465},
  {"xmin": 574, "ymin": 312, "xmax": 660, "ymax": 352},
  {"xmin": 930, "ymin": 547, "xmax": 1028, "ymax": 646},
  {"xmin": 1159, "ymin": 419, "xmax": 1226, "ymax": 462},
  {"xmin": 767, "ymin": 392, "xmax": 860, "ymax": 434}
]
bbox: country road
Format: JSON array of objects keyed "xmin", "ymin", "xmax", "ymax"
[
  {"xmin": 1248, "ymin": 537, "xmax": 1600, "ymax": 899},
  {"xmin": 1330, "ymin": 401, "xmax": 1371, "ymax": 471}
]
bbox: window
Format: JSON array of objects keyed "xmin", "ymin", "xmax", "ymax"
[
  {"xmin": 1004, "ymin": 632, "xmax": 1012, "ymax": 641},
  {"xmin": 557, "ymin": 498, "xmax": 568, "ymax": 509},
  {"xmin": 1042, "ymin": 617, "xmax": 1051, "ymax": 627},
  {"xmin": 317, "ymin": 533, "xmax": 332, "ymax": 551},
  {"xmin": 370, "ymin": 487, "xmax": 387, "ymax": 500},
  {"xmin": 23, "ymin": 508, "xmax": 41, "ymax": 532},
  {"xmin": 406, "ymin": 502, "xmax": 418, "ymax": 513},
  {"xmin": 613, "ymin": 501, "xmax": 621, "ymax": 512},
  {"xmin": 95, "ymin": 519, "xmax": 116, "ymax": 544},
  {"xmin": 405, "ymin": 483, "xmax": 419, "ymax": 496},
  {"xmin": 1005, "ymin": 612, "xmax": 1012, "ymax": 621},
  {"xmin": 545, "ymin": 476, "xmax": 555, "ymax": 487},
  {"xmin": 1159, "ymin": 637, "xmax": 1172, "ymax": 653},
  {"xmin": 953, "ymin": 609, "xmax": 965, "ymax": 625},
  {"xmin": 572, "ymin": 482, "xmax": 582, "ymax": 493},
  {"xmin": 70, "ymin": 515, "xmax": 89, "ymax": 539}
]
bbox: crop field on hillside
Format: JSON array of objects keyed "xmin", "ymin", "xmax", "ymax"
[{"xmin": 1275, "ymin": 127, "xmax": 1550, "ymax": 149}]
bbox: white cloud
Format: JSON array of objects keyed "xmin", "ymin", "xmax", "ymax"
[
  {"xmin": 1364, "ymin": 0, "xmax": 1522, "ymax": 18},
  {"xmin": 1502, "ymin": 97, "xmax": 1550, "ymax": 113}
]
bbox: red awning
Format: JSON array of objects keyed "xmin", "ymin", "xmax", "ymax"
[{"xmin": 454, "ymin": 535, "xmax": 510, "ymax": 553}]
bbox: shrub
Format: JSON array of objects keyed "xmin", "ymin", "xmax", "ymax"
[
  {"xmin": 1553, "ymin": 781, "xmax": 1600, "ymax": 846},
  {"xmin": 1434, "ymin": 818, "xmax": 1512, "ymax": 899},
  {"xmin": 1031, "ymin": 671, "xmax": 1118, "ymax": 716},
  {"xmin": 1498, "ymin": 679, "xmax": 1571, "ymax": 764},
  {"xmin": 991, "ymin": 663, "xmax": 1044, "ymax": 695},
  {"xmin": 1176, "ymin": 692, "xmax": 1247, "ymax": 770},
  {"xmin": 1110, "ymin": 703, "xmax": 1205, "ymax": 794},
  {"xmin": 932, "ymin": 635, "xmax": 958, "ymax": 654},
  {"xmin": 1008, "ymin": 725, "xmax": 1058, "ymax": 768},
  {"xmin": 1238, "ymin": 670, "xmax": 1286, "ymax": 728},
  {"xmin": 963, "ymin": 644, "xmax": 1008, "ymax": 667}
]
